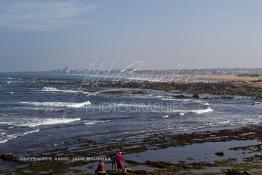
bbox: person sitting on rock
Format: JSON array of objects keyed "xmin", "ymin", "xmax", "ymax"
[{"xmin": 95, "ymin": 160, "xmax": 106, "ymax": 175}]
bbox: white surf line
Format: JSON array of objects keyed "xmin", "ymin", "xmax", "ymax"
[
  {"xmin": 63, "ymin": 63, "xmax": 96, "ymax": 118},
  {"xmin": 20, "ymin": 101, "xmax": 91, "ymax": 108},
  {"xmin": 86, "ymin": 88, "xmax": 146, "ymax": 96},
  {"xmin": 0, "ymin": 129, "xmax": 39, "ymax": 144},
  {"xmin": 84, "ymin": 120, "xmax": 110, "ymax": 125},
  {"xmin": 41, "ymin": 87, "xmax": 90, "ymax": 94},
  {"xmin": 162, "ymin": 115, "xmax": 169, "ymax": 118}
]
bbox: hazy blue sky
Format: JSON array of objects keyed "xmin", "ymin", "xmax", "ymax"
[{"xmin": 0, "ymin": 0, "xmax": 262, "ymax": 71}]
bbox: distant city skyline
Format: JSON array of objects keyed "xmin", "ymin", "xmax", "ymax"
[{"xmin": 0, "ymin": 0, "xmax": 262, "ymax": 71}]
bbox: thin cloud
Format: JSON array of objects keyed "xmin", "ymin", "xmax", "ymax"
[{"xmin": 0, "ymin": 1, "xmax": 96, "ymax": 31}]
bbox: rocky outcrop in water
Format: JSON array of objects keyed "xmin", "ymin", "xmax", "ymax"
[
  {"xmin": 0, "ymin": 153, "xmax": 18, "ymax": 161},
  {"xmin": 98, "ymin": 81, "xmax": 262, "ymax": 99}
]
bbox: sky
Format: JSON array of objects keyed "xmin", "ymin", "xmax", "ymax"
[{"xmin": 0, "ymin": 0, "xmax": 262, "ymax": 71}]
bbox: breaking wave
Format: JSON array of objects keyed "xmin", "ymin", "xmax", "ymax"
[
  {"xmin": 84, "ymin": 120, "xmax": 110, "ymax": 125},
  {"xmin": 162, "ymin": 115, "xmax": 169, "ymax": 118},
  {"xmin": 0, "ymin": 118, "xmax": 81, "ymax": 128},
  {"xmin": 0, "ymin": 129, "xmax": 39, "ymax": 144},
  {"xmin": 105, "ymin": 103, "xmax": 213, "ymax": 114},
  {"xmin": 165, "ymin": 107, "xmax": 213, "ymax": 114},
  {"xmin": 41, "ymin": 87, "xmax": 90, "ymax": 94},
  {"xmin": 20, "ymin": 101, "xmax": 91, "ymax": 108}
]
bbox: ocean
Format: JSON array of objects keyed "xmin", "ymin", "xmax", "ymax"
[{"xmin": 0, "ymin": 72, "xmax": 261, "ymax": 156}]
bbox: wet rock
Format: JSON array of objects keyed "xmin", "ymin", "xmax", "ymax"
[
  {"xmin": 101, "ymin": 80, "xmax": 262, "ymax": 99},
  {"xmin": 215, "ymin": 151, "xmax": 224, "ymax": 156},
  {"xmin": 225, "ymin": 169, "xmax": 251, "ymax": 175},
  {"xmin": 106, "ymin": 170, "xmax": 149, "ymax": 175},
  {"xmin": 0, "ymin": 153, "xmax": 18, "ymax": 161},
  {"xmin": 186, "ymin": 157, "xmax": 194, "ymax": 160},
  {"xmin": 127, "ymin": 170, "xmax": 149, "ymax": 174},
  {"xmin": 125, "ymin": 159, "xmax": 141, "ymax": 165},
  {"xmin": 192, "ymin": 94, "xmax": 200, "ymax": 99},
  {"xmin": 174, "ymin": 95, "xmax": 189, "ymax": 99},
  {"xmin": 221, "ymin": 95, "xmax": 234, "ymax": 99},
  {"xmin": 145, "ymin": 160, "xmax": 173, "ymax": 168}
]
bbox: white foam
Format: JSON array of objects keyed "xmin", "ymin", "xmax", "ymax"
[
  {"xmin": 113, "ymin": 103, "xmax": 150, "ymax": 108},
  {"xmin": 204, "ymin": 102, "xmax": 209, "ymax": 106},
  {"xmin": 42, "ymin": 87, "xmax": 59, "ymax": 91},
  {"xmin": 0, "ymin": 118, "xmax": 81, "ymax": 128},
  {"xmin": 0, "ymin": 129, "xmax": 39, "ymax": 144},
  {"xmin": 192, "ymin": 107, "xmax": 214, "ymax": 114},
  {"xmin": 166, "ymin": 107, "xmax": 214, "ymax": 114},
  {"xmin": 162, "ymin": 115, "xmax": 169, "ymax": 118},
  {"xmin": 21, "ymin": 118, "xmax": 81, "ymax": 127},
  {"xmin": 219, "ymin": 120, "xmax": 230, "ymax": 124},
  {"xmin": 84, "ymin": 120, "xmax": 110, "ymax": 125},
  {"xmin": 20, "ymin": 101, "xmax": 91, "ymax": 108},
  {"xmin": 0, "ymin": 138, "xmax": 12, "ymax": 144},
  {"xmin": 162, "ymin": 98, "xmax": 210, "ymax": 107},
  {"xmin": 230, "ymin": 118, "xmax": 261, "ymax": 125},
  {"xmin": 178, "ymin": 99, "xmax": 210, "ymax": 106},
  {"xmin": 0, "ymin": 122, "xmax": 9, "ymax": 125},
  {"xmin": 41, "ymin": 87, "xmax": 89, "ymax": 94},
  {"xmin": 20, "ymin": 106, "xmax": 64, "ymax": 112},
  {"xmin": 22, "ymin": 129, "xmax": 40, "ymax": 135},
  {"xmin": 102, "ymin": 102, "xmax": 213, "ymax": 114},
  {"xmin": 179, "ymin": 112, "xmax": 185, "ymax": 116},
  {"xmin": 161, "ymin": 98, "xmax": 175, "ymax": 101}
]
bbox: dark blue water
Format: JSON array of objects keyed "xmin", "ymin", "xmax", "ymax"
[{"xmin": 0, "ymin": 73, "xmax": 261, "ymax": 156}]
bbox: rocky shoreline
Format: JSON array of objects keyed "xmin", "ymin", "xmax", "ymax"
[
  {"xmin": 0, "ymin": 79, "xmax": 262, "ymax": 174},
  {"xmin": 98, "ymin": 80, "xmax": 262, "ymax": 99},
  {"xmin": 1, "ymin": 125, "xmax": 261, "ymax": 175},
  {"xmin": 41, "ymin": 77, "xmax": 262, "ymax": 99}
]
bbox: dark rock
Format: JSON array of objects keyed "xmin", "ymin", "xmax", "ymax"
[
  {"xmin": 221, "ymin": 95, "xmax": 234, "ymax": 99},
  {"xmin": 174, "ymin": 95, "xmax": 188, "ymax": 99},
  {"xmin": 145, "ymin": 160, "xmax": 173, "ymax": 168},
  {"xmin": 127, "ymin": 170, "xmax": 149, "ymax": 174},
  {"xmin": 125, "ymin": 159, "xmax": 141, "ymax": 165},
  {"xmin": 225, "ymin": 169, "xmax": 251, "ymax": 175},
  {"xmin": 215, "ymin": 151, "xmax": 224, "ymax": 156},
  {"xmin": 192, "ymin": 94, "xmax": 200, "ymax": 99},
  {"xmin": 0, "ymin": 153, "xmax": 18, "ymax": 161}
]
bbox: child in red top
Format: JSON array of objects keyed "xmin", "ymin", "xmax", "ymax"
[{"xmin": 95, "ymin": 160, "xmax": 106, "ymax": 175}]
